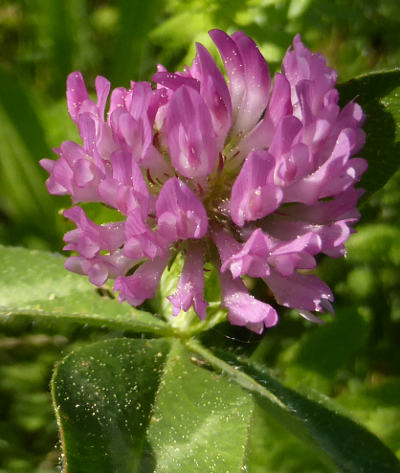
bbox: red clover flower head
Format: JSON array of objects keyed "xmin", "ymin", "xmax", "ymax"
[{"xmin": 40, "ymin": 31, "xmax": 367, "ymax": 334}]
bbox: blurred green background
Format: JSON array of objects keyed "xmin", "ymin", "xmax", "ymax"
[{"xmin": 0, "ymin": 0, "xmax": 400, "ymax": 471}]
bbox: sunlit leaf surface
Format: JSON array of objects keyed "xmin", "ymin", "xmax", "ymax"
[
  {"xmin": 186, "ymin": 341, "xmax": 400, "ymax": 473},
  {"xmin": 52, "ymin": 338, "xmax": 254, "ymax": 473},
  {"xmin": 338, "ymin": 70, "xmax": 400, "ymax": 201},
  {"xmin": 0, "ymin": 246, "xmax": 169, "ymax": 335}
]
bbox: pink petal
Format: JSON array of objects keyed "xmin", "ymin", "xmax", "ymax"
[
  {"xmin": 152, "ymin": 71, "xmax": 200, "ymax": 92},
  {"xmin": 219, "ymin": 228, "xmax": 272, "ymax": 279},
  {"xmin": 124, "ymin": 209, "xmax": 167, "ymax": 260},
  {"xmin": 66, "ymin": 72, "xmax": 89, "ymax": 121},
  {"xmin": 114, "ymin": 258, "xmax": 167, "ymax": 306},
  {"xmin": 63, "ymin": 207, "xmax": 124, "ymax": 258},
  {"xmin": 230, "ymin": 150, "xmax": 283, "ymax": 226},
  {"xmin": 109, "ymin": 150, "xmax": 150, "ymax": 213},
  {"xmin": 265, "ymin": 269, "xmax": 333, "ymax": 313},
  {"xmin": 156, "ymin": 177, "xmax": 208, "ymax": 241},
  {"xmin": 83, "ymin": 260, "xmax": 110, "ymax": 287},
  {"xmin": 210, "ymin": 29, "xmax": 270, "ymax": 134},
  {"xmin": 268, "ymin": 252, "xmax": 316, "ymax": 277},
  {"xmin": 128, "ymin": 82, "xmax": 153, "ymax": 119},
  {"xmin": 191, "ymin": 42, "xmax": 232, "ymax": 143},
  {"xmin": 280, "ymin": 187, "xmax": 363, "ymax": 224},
  {"xmin": 49, "ymin": 141, "xmax": 102, "ymax": 202},
  {"xmin": 41, "ymin": 158, "xmax": 70, "ymax": 196},
  {"xmin": 268, "ymin": 73, "xmax": 293, "ymax": 127},
  {"xmin": 95, "ymin": 76, "xmax": 111, "ymax": 119},
  {"xmin": 212, "ymin": 228, "xmax": 242, "ymax": 266},
  {"xmin": 110, "ymin": 110, "xmax": 147, "ymax": 160},
  {"xmin": 166, "ymin": 85, "xmax": 217, "ymax": 178},
  {"xmin": 148, "ymin": 88, "xmax": 169, "ymax": 125},
  {"xmin": 109, "ymin": 86, "xmax": 128, "ymax": 116},
  {"xmin": 282, "ymin": 34, "xmax": 337, "ymax": 110},
  {"xmin": 98, "ymin": 179, "xmax": 139, "ymax": 215},
  {"xmin": 220, "ymin": 272, "xmax": 278, "ymax": 333},
  {"xmin": 168, "ymin": 243, "xmax": 208, "ymax": 320},
  {"xmin": 230, "ymin": 31, "xmax": 271, "ymax": 133},
  {"xmin": 77, "ymin": 113, "xmax": 97, "ymax": 156},
  {"xmin": 268, "ymin": 115, "xmax": 302, "ymax": 159},
  {"xmin": 65, "ymin": 250, "xmax": 132, "ymax": 287},
  {"xmin": 209, "ymin": 30, "xmax": 246, "ymax": 117},
  {"xmin": 283, "ymin": 129, "xmax": 367, "ymax": 204}
]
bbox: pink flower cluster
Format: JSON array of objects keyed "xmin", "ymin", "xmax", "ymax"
[{"xmin": 41, "ymin": 31, "xmax": 367, "ymax": 333}]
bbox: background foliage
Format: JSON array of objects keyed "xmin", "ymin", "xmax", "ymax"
[{"xmin": 0, "ymin": 0, "xmax": 400, "ymax": 472}]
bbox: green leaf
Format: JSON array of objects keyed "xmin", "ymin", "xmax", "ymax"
[
  {"xmin": 276, "ymin": 307, "xmax": 371, "ymax": 394},
  {"xmin": 287, "ymin": 0, "xmax": 312, "ymax": 19},
  {"xmin": 52, "ymin": 338, "xmax": 255, "ymax": 472},
  {"xmin": 346, "ymin": 223, "xmax": 400, "ymax": 265},
  {"xmin": 338, "ymin": 70, "xmax": 400, "ymax": 201},
  {"xmin": 27, "ymin": 0, "xmax": 92, "ymax": 95},
  {"xmin": 246, "ymin": 403, "xmax": 338, "ymax": 473},
  {"xmin": 0, "ymin": 246, "xmax": 170, "ymax": 335},
  {"xmin": 0, "ymin": 67, "xmax": 59, "ymax": 245},
  {"xmin": 149, "ymin": 11, "xmax": 211, "ymax": 58},
  {"xmin": 110, "ymin": 0, "xmax": 162, "ymax": 84},
  {"xmin": 337, "ymin": 378, "xmax": 400, "ymax": 458},
  {"xmin": 52, "ymin": 338, "xmax": 172, "ymax": 472},
  {"xmin": 146, "ymin": 339, "xmax": 253, "ymax": 472},
  {"xmin": 186, "ymin": 340, "xmax": 400, "ymax": 473}
]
